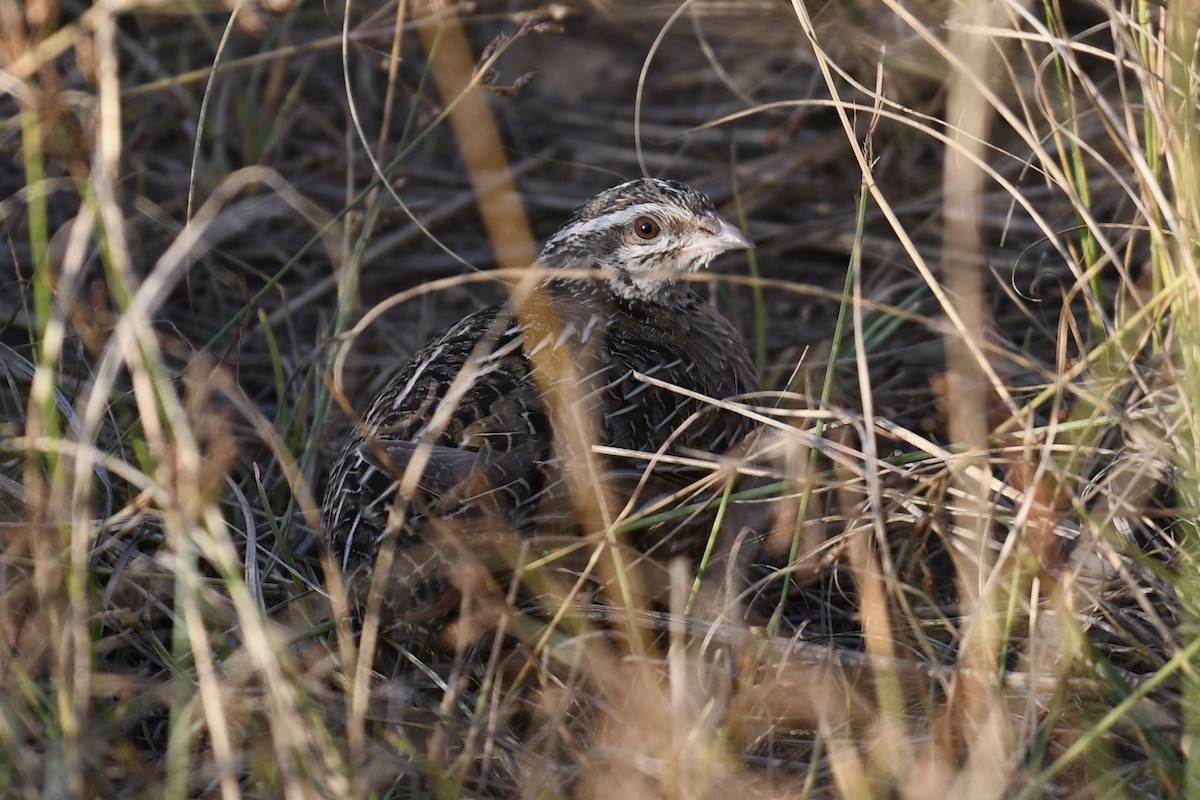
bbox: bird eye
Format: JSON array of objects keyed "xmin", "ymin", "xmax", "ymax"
[{"xmin": 633, "ymin": 216, "xmax": 660, "ymax": 240}]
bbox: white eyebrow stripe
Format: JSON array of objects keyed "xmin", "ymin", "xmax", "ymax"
[{"xmin": 544, "ymin": 204, "xmax": 673, "ymax": 245}]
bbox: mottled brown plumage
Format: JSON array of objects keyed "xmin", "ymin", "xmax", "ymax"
[{"xmin": 323, "ymin": 178, "xmax": 759, "ymax": 626}]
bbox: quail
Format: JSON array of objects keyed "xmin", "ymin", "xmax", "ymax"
[{"xmin": 323, "ymin": 177, "xmax": 759, "ymax": 627}]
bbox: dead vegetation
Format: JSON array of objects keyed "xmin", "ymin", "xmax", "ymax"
[{"xmin": 2, "ymin": 0, "xmax": 1197, "ymax": 797}]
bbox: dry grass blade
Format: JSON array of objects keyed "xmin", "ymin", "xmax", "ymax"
[{"xmin": 1, "ymin": 0, "xmax": 1195, "ymax": 796}]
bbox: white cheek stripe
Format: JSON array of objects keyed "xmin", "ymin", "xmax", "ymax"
[{"xmin": 544, "ymin": 204, "xmax": 672, "ymax": 247}]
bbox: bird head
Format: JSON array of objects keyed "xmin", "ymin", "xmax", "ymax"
[{"xmin": 538, "ymin": 178, "xmax": 754, "ymax": 301}]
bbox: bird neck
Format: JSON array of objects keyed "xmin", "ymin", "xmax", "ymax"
[{"xmin": 542, "ymin": 274, "xmax": 693, "ymax": 309}]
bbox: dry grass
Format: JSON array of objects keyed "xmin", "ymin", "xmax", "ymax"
[{"xmin": 2, "ymin": 0, "xmax": 1197, "ymax": 797}]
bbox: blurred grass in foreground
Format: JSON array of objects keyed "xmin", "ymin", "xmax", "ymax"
[{"xmin": 1, "ymin": 0, "xmax": 1198, "ymax": 796}]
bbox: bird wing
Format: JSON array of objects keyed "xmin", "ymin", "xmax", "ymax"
[{"xmin": 355, "ymin": 438, "xmax": 539, "ymax": 502}]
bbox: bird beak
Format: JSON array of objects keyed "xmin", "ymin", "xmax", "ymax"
[{"xmin": 705, "ymin": 213, "xmax": 755, "ymax": 252}]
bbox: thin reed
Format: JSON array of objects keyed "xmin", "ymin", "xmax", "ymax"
[{"xmin": 1, "ymin": 0, "xmax": 1195, "ymax": 796}]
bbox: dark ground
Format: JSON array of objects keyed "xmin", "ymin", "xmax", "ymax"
[{"xmin": 0, "ymin": 1, "xmax": 1186, "ymax": 796}]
